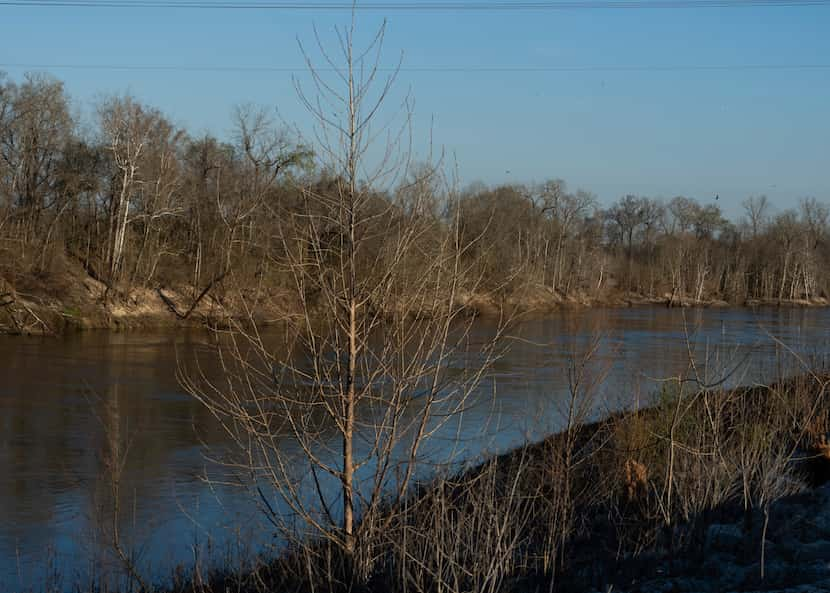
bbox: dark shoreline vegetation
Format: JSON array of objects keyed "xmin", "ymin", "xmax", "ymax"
[
  {"xmin": 88, "ymin": 370, "xmax": 829, "ymax": 593},
  {"xmin": 1, "ymin": 71, "xmax": 829, "ymax": 335}
]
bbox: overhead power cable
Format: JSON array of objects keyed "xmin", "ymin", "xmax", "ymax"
[
  {"xmin": 2, "ymin": 62, "xmax": 830, "ymax": 72},
  {"xmin": 1, "ymin": 0, "xmax": 829, "ymax": 9}
]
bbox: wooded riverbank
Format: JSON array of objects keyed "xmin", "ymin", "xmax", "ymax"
[
  {"xmin": 2, "ymin": 260, "xmax": 828, "ymax": 336},
  {"xmin": 3, "ymin": 71, "xmax": 830, "ymax": 338}
]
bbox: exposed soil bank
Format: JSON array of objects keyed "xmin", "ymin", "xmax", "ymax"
[
  {"xmin": 2, "ymin": 266, "xmax": 828, "ymax": 335},
  {"xmin": 460, "ymin": 283, "xmax": 829, "ymax": 317},
  {"xmin": 0, "ymin": 264, "xmax": 293, "ymax": 335}
]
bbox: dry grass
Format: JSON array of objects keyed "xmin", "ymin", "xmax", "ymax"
[{"xmin": 144, "ymin": 372, "xmax": 830, "ymax": 593}]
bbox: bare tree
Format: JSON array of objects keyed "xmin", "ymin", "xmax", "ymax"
[
  {"xmin": 798, "ymin": 197, "xmax": 829, "ymax": 300},
  {"xmin": 98, "ymin": 95, "xmax": 157, "ymax": 286},
  {"xmin": 0, "ymin": 73, "xmax": 71, "ymax": 253},
  {"xmin": 743, "ymin": 195, "xmax": 770, "ymax": 239},
  {"xmin": 534, "ymin": 180, "xmax": 596, "ymax": 294},
  {"xmin": 183, "ymin": 15, "xmax": 506, "ymax": 586},
  {"xmin": 606, "ymin": 195, "xmax": 662, "ymax": 292}
]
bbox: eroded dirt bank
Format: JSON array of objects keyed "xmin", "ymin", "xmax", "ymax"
[
  {"xmin": 0, "ymin": 265, "xmax": 293, "ymax": 335},
  {"xmin": 2, "ymin": 265, "xmax": 827, "ymax": 336}
]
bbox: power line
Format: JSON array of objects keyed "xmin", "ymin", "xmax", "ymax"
[
  {"xmin": 2, "ymin": 62, "xmax": 830, "ymax": 72},
  {"xmin": 1, "ymin": 0, "xmax": 829, "ymax": 9}
]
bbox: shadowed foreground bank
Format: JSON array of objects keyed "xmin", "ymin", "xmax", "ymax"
[{"xmin": 58, "ymin": 370, "xmax": 827, "ymax": 593}]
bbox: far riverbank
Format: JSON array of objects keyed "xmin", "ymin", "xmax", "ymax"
[{"xmin": 2, "ymin": 265, "xmax": 828, "ymax": 336}]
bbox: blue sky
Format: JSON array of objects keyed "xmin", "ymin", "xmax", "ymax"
[{"xmin": 1, "ymin": 2, "xmax": 828, "ymax": 217}]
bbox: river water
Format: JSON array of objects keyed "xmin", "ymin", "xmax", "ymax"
[{"xmin": 0, "ymin": 307, "xmax": 828, "ymax": 590}]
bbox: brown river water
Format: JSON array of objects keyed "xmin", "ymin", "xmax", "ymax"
[{"xmin": 0, "ymin": 307, "xmax": 828, "ymax": 590}]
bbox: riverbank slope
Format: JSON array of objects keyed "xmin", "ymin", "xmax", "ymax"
[
  {"xmin": 2, "ymin": 263, "xmax": 828, "ymax": 335},
  {"xmin": 160, "ymin": 373, "xmax": 830, "ymax": 593}
]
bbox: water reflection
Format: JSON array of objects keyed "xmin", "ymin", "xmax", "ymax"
[{"xmin": 0, "ymin": 307, "xmax": 828, "ymax": 589}]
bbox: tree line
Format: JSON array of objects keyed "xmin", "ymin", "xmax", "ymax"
[{"xmin": 1, "ymin": 70, "xmax": 828, "ymax": 309}]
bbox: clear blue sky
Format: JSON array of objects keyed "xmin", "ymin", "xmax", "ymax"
[{"xmin": 1, "ymin": 2, "xmax": 828, "ymax": 217}]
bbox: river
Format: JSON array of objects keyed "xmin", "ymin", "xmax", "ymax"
[{"xmin": 1, "ymin": 306, "xmax": 828, "ymax": 590}]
